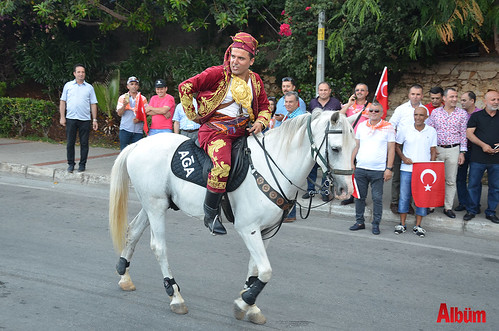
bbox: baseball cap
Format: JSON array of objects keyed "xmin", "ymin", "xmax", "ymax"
[
  {"xmin": 155, "ymin": 79, "xmax": 166, "ymax": 88},
  {"xmin": 127, "ymin": 76, "xmax": 139, "ymax": 84}
]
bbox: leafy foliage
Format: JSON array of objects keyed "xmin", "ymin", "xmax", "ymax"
[
  {"xmin": 94, "ymin": 70, "xmax": 121, "ymax": 119},
  {"xmin": 0, "ymin": 97, "xmax": 57, "ymax": 137},
  {"xmin": 15, "ymin": 31, "xmax": 106, "ymax": 97},
  {"xmin": 118, "ymin": 47, "xmax": 222, "ymax": 99}
]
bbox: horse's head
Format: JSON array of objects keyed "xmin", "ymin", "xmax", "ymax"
[{"xmin": 309, "ymin": 109, "xmax": 355, "ymax": 198}]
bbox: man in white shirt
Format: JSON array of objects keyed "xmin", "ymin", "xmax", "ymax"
[
  {"xmin": 394, "ymin": 107, "xmax": 437, "ymax": 237},
  {"xmin": 349, "ymin": 102, "xmax": 395, "ymax": 235},
  {"xmin": 389, "ymin": 84, "xmax": 427, "ymax": 214}
]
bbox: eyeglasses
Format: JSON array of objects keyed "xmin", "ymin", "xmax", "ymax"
[
  {"xmin": 369, "ymin": 109, "xmax": 381, "ymax": 113},
  {"xmin": 282, "ymin": 77, "xmax": 293, "ymax": 82}
]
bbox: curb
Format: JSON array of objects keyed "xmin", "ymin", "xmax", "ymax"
[{"xmin": 0, "ymin": 162, "xmax": 111, "ymax": 185}]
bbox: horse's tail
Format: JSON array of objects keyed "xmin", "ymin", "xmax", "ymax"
[{"xmin": 109, "ymin": 144, "xmax": 135, "ymax": 254}]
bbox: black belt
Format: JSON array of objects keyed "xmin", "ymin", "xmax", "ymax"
[
  {"xmin": 438, "ymin": 144, "xmax": 460, "ymax": 148},
  {"xmin": 181, "ymin": 129, "xmax": 198, "ymax": 133}
]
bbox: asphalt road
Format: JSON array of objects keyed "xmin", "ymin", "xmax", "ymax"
[{"xmin": 1, "ymin": 174, "xmax": 498, "ymax": 330}]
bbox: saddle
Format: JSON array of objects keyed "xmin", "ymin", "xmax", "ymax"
[{"xmin": 171, "ymin": 137, "xmax": 250, "ymax": 223}]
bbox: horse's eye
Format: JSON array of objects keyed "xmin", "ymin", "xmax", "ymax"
[{"xmin": 331, "ymin": 147, "xmax": 341, "ymax": 153}]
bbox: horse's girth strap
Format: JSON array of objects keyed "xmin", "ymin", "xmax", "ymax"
[{"xmin": 252, "ymin": 170, "xmax": 295, "ymax": 211}]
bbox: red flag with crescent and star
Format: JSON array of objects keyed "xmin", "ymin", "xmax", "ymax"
[
  {"xmin": 374, "ymin": 66, "xmax": 388, "ymax": 119},
  {"xmin": 411, "ymin": 161, "xmax": 445, "ymax": 208},
  {"xmin": 135, "ymin": 92, "xmax": 149, "ymax": 134}
]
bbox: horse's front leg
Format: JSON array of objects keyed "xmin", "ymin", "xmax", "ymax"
[
  {"xmin": 148, "ymin": 208, "xmax": 188, "ymax": 315},
  {"xmin": 234, "ymin": 230, "xmax": 271, "ymax": 325},
  {"xmin": 116, "ymin": 208, "xmax": 149, "ymax": 291}
]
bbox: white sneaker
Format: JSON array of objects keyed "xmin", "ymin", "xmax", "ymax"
[
  {"xmin": 394, "ymin": 224, "xmax": 406, "ymax": 234},
  {"xmin": 413, "ymin": 226, "xmax": 426, "ymax": 237}
]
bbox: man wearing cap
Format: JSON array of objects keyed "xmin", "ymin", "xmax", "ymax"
[
  {"xmin": 116, "ymin": 76, "xmax": 148, "ymax": 150},
  {"xmin": 146, "ymin": 79, "xmax": 176, "ymax": 135},
  {"xmin": 179, "ymin": 32, "xmax": 271, "ymax": 235}
]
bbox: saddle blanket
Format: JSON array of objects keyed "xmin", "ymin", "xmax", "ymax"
[{"xmin": 171, "ymin": 138, "xmax": 249, "ymax": 192}]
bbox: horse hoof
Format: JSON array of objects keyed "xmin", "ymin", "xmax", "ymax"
[
  {"xmin": 233, "ymin": 302, "xmax": 246, "ymax": 320},
  {"xmin": 118, "ymin": 280, "xmax": 136, "ymax": 291},
  {"xmin": 247, "ymin": 311, "xmax": 266, "ymax": 325},
  {"xmin": 170, "ymin": 303, "xmax": 188, "ymax": 315}
]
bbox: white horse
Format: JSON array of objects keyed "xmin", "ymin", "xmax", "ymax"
[{"xmin": 109, "ymin": 109, "xmax": 355, "ymax": 324}]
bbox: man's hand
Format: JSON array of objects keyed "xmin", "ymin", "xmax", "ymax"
[
  {"xmin": 383, "ymin": 169, "xmax": 392, "ymax": 182},
  {"xmin": 92, "ymin": 121, "xmax": 98, "ymax": 131},
  {"xmin": 191, "ymin": 115, "xmax": 202, "ymax": 124},
  {"xmin": 247, "ymin": 122, "xmax": 264, "ymax": 134},
  {"xmin": 60, "ymin": 118, "xmax": 66, "ymax": 127},
  {"xmin": 274, "ymin": 114, "xmax": 284, "ymax": 122},
  {"xmin": 458, "ymin": 152, "xmax": 465, "ymax": 165},
  {"xmin": 482, "ymin": 144, "xmax": 496, "ymax": 154}
]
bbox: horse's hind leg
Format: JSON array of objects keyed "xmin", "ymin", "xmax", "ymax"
[
  {"xmin": 148, "ymin": 207, "xmax": 188, "ymax": 315},
  {"xmin": 234, "ymin": 232, "xmax": 271, "ymax": 324},
  {"xmin": 117, "ymin": 208, "xmax": 149, "ymax": 291}
]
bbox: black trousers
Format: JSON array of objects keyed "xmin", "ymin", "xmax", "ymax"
[{"xmin": 66, "ymin": 119, "xmax": 91, "ymax": 166}]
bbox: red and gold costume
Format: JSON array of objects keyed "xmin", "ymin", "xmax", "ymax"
[{"xmin": 179, "ymin": 33, "xmax": 271, "ymax": 193}]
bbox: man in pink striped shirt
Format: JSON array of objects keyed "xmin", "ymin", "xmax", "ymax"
[{"xmin": 427, "ymin": 87, "xmax": 468, "ymax": 218}]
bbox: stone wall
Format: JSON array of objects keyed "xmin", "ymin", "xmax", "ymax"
[{"xmin": 387, "ymin": 58, "xmax": 498, "ymax": 116}]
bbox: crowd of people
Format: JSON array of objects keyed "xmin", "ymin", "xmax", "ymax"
[{"xmin": 59, "ymin": 33, "xmax": 498, "ymax": 238}]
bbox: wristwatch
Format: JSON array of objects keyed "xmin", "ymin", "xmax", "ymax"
[{"xmin": 386, "ymin": 167, "xmax": 393, "ymax": 171}]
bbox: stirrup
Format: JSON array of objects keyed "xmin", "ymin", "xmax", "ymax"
[{"xmin": 208, "ymin": 215, "xmax": 227, "ymax": 235}]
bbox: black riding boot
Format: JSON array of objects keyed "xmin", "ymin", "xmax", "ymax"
[{"xmin": 204, "ymin": 190, "xmax": 227, "ymax": 235}]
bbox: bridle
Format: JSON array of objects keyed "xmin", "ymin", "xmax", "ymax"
[{"xmin": 306, "ymin": 115, "xmax": 354, "ymax": 185}]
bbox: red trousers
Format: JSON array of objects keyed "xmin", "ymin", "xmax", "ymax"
[{"xmin": 198, "ymin": 115, "xmax": 248, "ymax": 193}]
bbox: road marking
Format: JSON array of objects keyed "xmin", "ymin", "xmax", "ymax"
[{"xmin": 290, "ymin": 223, "xmax": 499, "ymax": 260}]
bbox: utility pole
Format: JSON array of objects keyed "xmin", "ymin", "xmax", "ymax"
[{"xmin": 315, "ymin": 11, "xmax": 325, "ymax": 97}]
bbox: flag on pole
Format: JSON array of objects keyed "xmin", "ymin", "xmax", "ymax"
[
  {"xmin": 374, "ymin": 66, "xmax": 388, "ymax": 119},
  {"xmin": 351, "ymin": 173, "xmax": 360, "ymax": 199},
  {"xmin": 411, "ymin": 162, "xmax": 445, "ymax": 208},
  {"xmin": 135, "ymin": 92, "xmax": 149, "ymax": 134}
]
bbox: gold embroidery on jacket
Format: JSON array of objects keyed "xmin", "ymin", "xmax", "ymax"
[
  {"xmin": 207, "ymin": 139, "xmax": 231, "ymax": 189},
  {"xmin": 179, "ymin": 83, "xmax": 196, "ymax": 120}
]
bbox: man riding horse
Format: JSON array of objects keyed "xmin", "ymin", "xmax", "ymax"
[{"xmin": 179, "ymin": 32, "xmax": 271, "ymax": 235}]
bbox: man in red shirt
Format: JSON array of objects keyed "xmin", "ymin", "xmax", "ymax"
[{"xmin": 424, "ymin": 86, "xmax": 444, "ymax": 115}]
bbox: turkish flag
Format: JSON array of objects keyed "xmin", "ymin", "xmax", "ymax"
[
  {"xmin": 352, "ymin": 174, "xmax": 360, "ymax": 199},
  {"xmin": 374, "ymin": 66, "xmax": 388, "ymax": 119},
  {"xmin": 411, "ymin": 162, "xmax": 445, "ymax": 208},
  {"xmin": 135, "ymin": 92, "xmax": 148, "ymax": 134}
]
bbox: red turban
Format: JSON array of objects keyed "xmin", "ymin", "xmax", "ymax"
[{"xmin": 223, "ymin": 32, "xmax": 259, "ymax": 72}]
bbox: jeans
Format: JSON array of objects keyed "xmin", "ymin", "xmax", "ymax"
[
  {"xmin": 306, "ymin": 163, "xmax": 328, "ymax": 198},
  {"xmin": 119, "ymin": 129, "xmax": 143, "ymax": 150},
  {"xmin": 398, "ymin": 171, "xmax": 428, "ymax": 216},
  {"xmin": 149, "ymin": 128, "xmax": 172, "ymax": 135},
  {"xmin": 456, "ymin": 150, "xmax": 476, "ymax": 208},
  {"xmin": 66, "ymin": 119, "xmax": 90, "ymax": 166},
  {"xmin": 467, "ymin": 162, "xmax": 499, "ymax": 216},
  {"xmin": 354, "ymin": 167, "xmax": 384, "ymax": 225}
]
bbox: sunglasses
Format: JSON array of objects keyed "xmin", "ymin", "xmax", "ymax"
[{"xmin": 369, "ymin": 109, "xmax": 381, "ymax": 113}]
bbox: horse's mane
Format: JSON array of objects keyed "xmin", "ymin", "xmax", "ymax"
[
  {"xmin": 263, "ymin": 109, "xmax": 322, "ymax": 156},
  {"xmin": 262, "ymin": 109, "xmax": 354, "ymax": 157}
]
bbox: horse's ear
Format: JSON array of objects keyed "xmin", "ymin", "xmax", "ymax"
[{"xmin": 330, "ymin": 111, "xmax": 340, "ymax": 124}]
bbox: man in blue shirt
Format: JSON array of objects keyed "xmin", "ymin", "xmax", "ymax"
[
  {"xmin": 281, "ymin": 91, "xmax": 307, "ymax": 222},
  {"xmin": 273, "ymin": 77, "xmax": 306, "ymax": 128},
  {"xmin": 59, "ymin": 64, "xmax": 98, "ymax": 173},
  {"xmin": 303, "ymin": 82, "xmax": 342, "ymax": 200},
  {"xmin": 173, "ymin": 98, "xmax": 201, "ymax": 143}
]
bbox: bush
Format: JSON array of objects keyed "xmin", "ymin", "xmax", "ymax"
[
  {"xmin": 0, "ymin": 97, "xmax": 57, "ymax": 137},
  {"xmin": 118, "ymin": 46, "xmax": 222, "ymax": 99}
]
